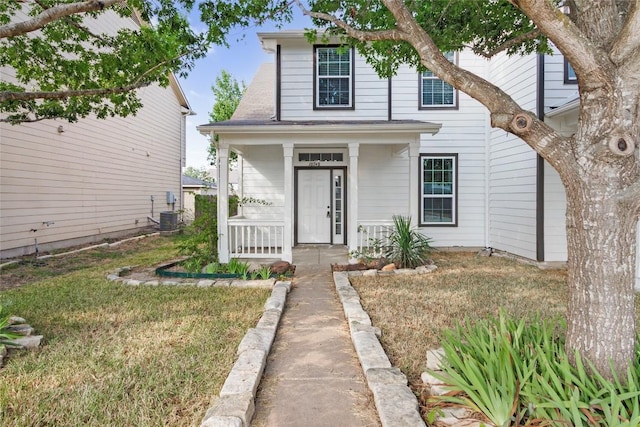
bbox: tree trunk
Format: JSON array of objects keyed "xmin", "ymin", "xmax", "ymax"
[{"xmin": 565, "ymin": 173, "xmax": 637, "ymax": 378}]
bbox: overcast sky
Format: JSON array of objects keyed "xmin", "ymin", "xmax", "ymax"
[{"xmin": 178, "ymin": 9, "xmax": 313, "ymax": 170}]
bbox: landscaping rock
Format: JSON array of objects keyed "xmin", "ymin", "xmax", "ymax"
[
  {"xmin": 381, "ymin": 263, "xmax": 396, "ymax": 271},
  {"xmin": 7, "ymin": 324, "xmax": 34, "ymax": 336},
  {"xmin": 477, "ymin": 247, "xmax": 493, "ymax": 257},
  {"xmin": 415, "ymin": 265, "xmax": 438, "ymax": 274},
  {"xmin": 269, "ymin": 260, "xmax": 293, "ymax": 275},
  {"xmin": 200, "ymin": 415, "xmax": 243, "ymax": 427},
  {"xmin": 421, "ymin": 371, "xmax": 446, "ymax": 386},
  {"xmin": 202, "ymin": 393, "xmax": 255, "ymax": 427},
  {"xmin": 426, "ymin": 348, "xmax": 446, "ymax": 370},
  {"xmin": 9, "ymin": 335, "xmax": 43, "ymax": 349},
  {"xmin": 363, "ymin": 269, "xmax": 378, "ymax": 277},
  {"xmin": 197, "ymin": 280, "xmax": 215, "ymax": 287},
  {"xmin": 9, "ymin": 316, "xmax": 26, "ymax": 325},
  {"xmin": 395, "ymin": 268, "xmax": 418, "ymax": 276}
]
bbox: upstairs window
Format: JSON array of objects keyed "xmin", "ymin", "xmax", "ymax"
[
  {"xmin": 420, "ymin": 154, "xmax": 457, "ymax": 226},
  {"xmin": 314, "ymin": 46, "xmax": 354, "ymax": 109},
  {"xmin": 564, "ymin": 58, "xmax": 577, "ymax": 84},
  {"xmin": 420, "ymin": 52, "xmax": 457, "ymax": 109}
]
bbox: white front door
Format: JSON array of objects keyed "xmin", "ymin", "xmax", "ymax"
[{"xmin": 297, "ymin": 169, "xmax": 332, "ymax": 243}]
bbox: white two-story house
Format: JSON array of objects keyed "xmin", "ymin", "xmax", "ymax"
[{"xmin": 198, "ymin": 30, "xmax": 639, "ymax": 288}]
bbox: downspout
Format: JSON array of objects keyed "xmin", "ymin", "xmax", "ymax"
[
  {"xmin": 483, "ymin": 58, "xmax": 491, "ymax": 250},
  {"xmin": 536, "ymin": 54, "xmax": 545, "ymax": 262}
]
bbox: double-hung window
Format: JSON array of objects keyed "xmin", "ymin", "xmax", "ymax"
[
  {"xmin": 314, "ymin": 46, "xmax": 354, "ymax": 109},
  {"xmin": 420, "ymin": 154, "xmax": 457, "ymax": 226},
  {"xmin": 420, "ymin": 52, "xmax": 457, "ymax": 109}
]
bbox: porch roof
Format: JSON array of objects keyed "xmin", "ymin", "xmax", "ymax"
[{"xmin": 197, "ymin": 119, "xmax": 441, "ymax": 136}]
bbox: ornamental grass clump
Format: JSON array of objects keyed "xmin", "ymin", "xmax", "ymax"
[
  {"xmin": 383, "ymin": 215, "xmax": 433, "ymax": 269},
  {"xmin": 429, "ymin": 310, "xmax": 640, "ymax": 426}
]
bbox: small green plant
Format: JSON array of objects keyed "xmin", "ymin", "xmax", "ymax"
[
  {"xmin": 349, "ymin": 237, "xmax": 385, "ymax": 263},
  {"xmin": 0, "ymin": 303, "xmax": 21, "ymax": 346},
  {"xmin": 255, "ymin": 265, "xmax": 272, "ymax": 280},
  {"xmin": 383, "ymin": 215, "xmax": 433, "ymax": 268},
  {"xmin": 227, "ymin": 258, "xmax": 250, "ymax": 277},
  {"xmin": 204, "ymin": 262, "xmax": 220, "ymax": 274}
]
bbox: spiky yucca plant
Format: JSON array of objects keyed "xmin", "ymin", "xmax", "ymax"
[{"xmin": 383, "ymin": 215, "xmax": 433, "ymax": 269}]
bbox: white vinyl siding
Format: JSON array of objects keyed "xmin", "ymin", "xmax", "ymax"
[
  {"xmin": 279, "ymin": 40, "xmax": 388, "ymax": 120},
  {"xmin": 390, "ymin": 53, "xmax": 487, "ymax": 248},
  {"xmin": 487, "ymin": 52, "xmax": 538, "ymax": 260},
  {"xmin": 236, "ymin": 145, "xmax": 285, "ymax": 220},
  {"xmin": 0, "ymin": 11, "xmax": 186, "ymax": 258},
  {"xmin": 358, "ymin": 145, "xmax": 410, "ymax": 220}
]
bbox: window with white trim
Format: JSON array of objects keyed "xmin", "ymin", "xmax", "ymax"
[
  {"xmin": 420, "ymin": 154, "xmax": 457, "ymax": 226},
  {"xmin": 420, "ymin": 52, "xmax": 457, "ymax": 108},
  {"xmin": 314, "ymin": 46, "xmax": 353, "ymax": 109}
]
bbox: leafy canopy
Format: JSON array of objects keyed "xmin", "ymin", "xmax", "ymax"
[
  {"xmin": 0, "ymin": 0, "xmax": 291, "ymax": 123},
  {"xmin": 208, "ymin": 70, "xmax": 246, "ymax": 164}
]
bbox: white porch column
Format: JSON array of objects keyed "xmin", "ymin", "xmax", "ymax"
[
  {"xmin": 348, "ymin": 143, "xmax": 359, "ymax": 260},
  {"xmin": 218, "ymin": 143, "xmax": 230, "ymax": 263},
  {"xmin": 282, "ymin": 143, "xmax": 294, "ymax": 263},
  {"xmin": 409, "ymin": 138, "xmax": 421, "ymax": 222}
]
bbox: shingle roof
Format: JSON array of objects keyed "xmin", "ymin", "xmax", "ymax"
[
  {"xmin": 231, "ymin": 63, "xmax": 275, "ymax": 121},
  {"xmin": 182, "ymin": 175, "xmax": 215, "ymax": 187}
]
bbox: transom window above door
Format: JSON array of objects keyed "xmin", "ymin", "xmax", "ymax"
[{"xmin": 314, "ymin": 46, "xmax": 354, "ymax": 109}]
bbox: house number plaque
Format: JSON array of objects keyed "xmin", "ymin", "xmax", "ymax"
[{"xmin": 308, "ymin": 161, "xmax": 321, "ymax": 167}]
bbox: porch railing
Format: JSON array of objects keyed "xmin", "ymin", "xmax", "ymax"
[
  {"xmin": 356, "ymin": 220, "xmax": 393, "ymax": 254},
  {"xmin": 228, "ymin": 218, "xmax": 284, "ymax": 258}
]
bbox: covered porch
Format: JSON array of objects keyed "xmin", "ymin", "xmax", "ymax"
[{"xmin": 197, "ymin": 120, "xmax": 440, "ymax": 263}]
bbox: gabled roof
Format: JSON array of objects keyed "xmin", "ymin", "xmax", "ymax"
[{"xmin": 231, "ymin": 63, "xmax": 274, "ymax": 121}]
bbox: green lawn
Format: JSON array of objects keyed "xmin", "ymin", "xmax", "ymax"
[
  {"xmin": 350, "ymin": 251, "xmax": 640, "ymax": 418},
  {"xmin": 0, "ymin": 236, "xmax": 270, "ymax": 427}
]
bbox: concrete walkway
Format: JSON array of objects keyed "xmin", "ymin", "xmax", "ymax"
[{"xmin": 251, "ymin": 245, "xmax": 380, "ymax": 427}]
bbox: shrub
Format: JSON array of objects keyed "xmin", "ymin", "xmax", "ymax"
[
  {"xmin": 429, "ymin": 311, "xmax": 640, "ymax": 426},
  {"xmin": 383, "ymin": 215, "xmax": 433, "ymax": 269}
]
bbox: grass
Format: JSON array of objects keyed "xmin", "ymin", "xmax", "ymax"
[
  {"xmin": 349, "ymin": 251, "xmax": 640, "ymax": 419},
  {"xmin": 0, "ymin": 235, "xmax": 270, "ymax": 426}
]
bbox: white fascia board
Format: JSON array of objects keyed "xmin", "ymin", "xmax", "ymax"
[
  {"xmin": 545, "ymin": 99, "xmax": 579, "ymax": 118},
  {"xmin": 198, "ymin": 122, "xmax": 441, "ymax": 136}
]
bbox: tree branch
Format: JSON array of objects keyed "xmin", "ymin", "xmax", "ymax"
[
  {"xmin": 34, "ymin": 0, "xmax": 108, "ymax": 44},
  {"xmin": 294, "ymin": 0, "xmax": 575, "ymax": 174},
  {"xmin": 0, "ymin": 82, "xmax": 149, "ymax": 103},
  {"xmin": 510, "ymin": 0, "xmax": 612, "ymax": 90},
  {"xmin": 293, "ymin": 0, "xmax": 407, "ymax": 42},
  {"xmin": 610, "ymin": 0, "xmax": 640, "ymax": 65},
  {"xmin": 0, "ymin": 0, "xmax": 123, "ymax": 39},
  {"xmin": 471, "ymin": 29, "xmax": 542, "ymax": 59}
]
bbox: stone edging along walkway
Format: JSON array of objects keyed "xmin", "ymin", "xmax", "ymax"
[
  {"xmin": 106, "ymin": 267, "xmax": 426, "ymax": 427},
  {"xmin": 334, "ymin": 271, "xmax": 426, "ymax": 427}
]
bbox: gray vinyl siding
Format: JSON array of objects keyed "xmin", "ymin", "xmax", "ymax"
[
  {"xmin": 0, "ymin": 11, "xmax": 185, "ymax": 258},
  {"xmin": 487, "ymin": 53, "xmax": 539, "ymax": 259}
]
